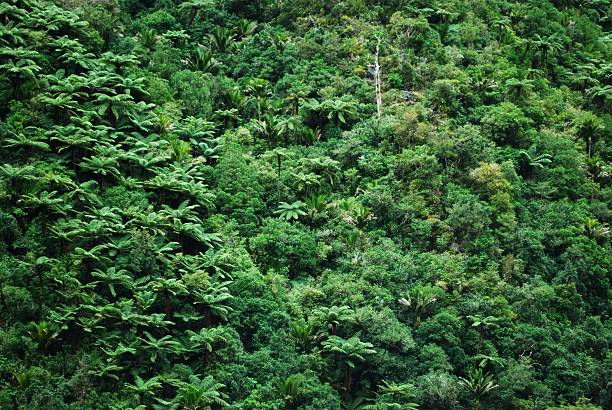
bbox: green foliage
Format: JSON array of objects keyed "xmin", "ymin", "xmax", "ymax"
[
  {"xmin": 274, "ymin": 201, "xmax": 307, "ymax": 221},
  {"xmin": 0, "ymin": 0, "xmax": 609, "ymax": 408},
  {"xmin": 459, "ymin": 368, "xmax": 499, "ymax": 410}
]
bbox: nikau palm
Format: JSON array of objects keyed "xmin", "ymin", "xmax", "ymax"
[{"xmin": 459, "ymin": 369, "xmax": 498, "ymax": 410}]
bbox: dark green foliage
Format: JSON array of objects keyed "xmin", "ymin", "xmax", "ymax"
[{"xmin": 0, "ymin": 0, "xmax": 609, "ymax": 408}]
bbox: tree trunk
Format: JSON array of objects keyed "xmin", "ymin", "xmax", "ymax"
[
  {"xmin": 0, "ymin": 281, "xmax": 6, "ymax": 314},
  {"xmin": 188, "ymin": 9, "xmax": 197, "ymax": 27},
  {"xmin": 37, "ymin": 268, "xmax": 44, "ymax": 317},
  {"xmin": 343, "ymin": 365, "xmax": 352, "ymax": 398},
  {"xmin": 413, "ymin": 314, "xmax": 421, "ymax": 329},
  {"xmin": 373, "ymin": 37, "xmax": 382, "ymax": 119},
  {"xmin": 164, "ymin": 292, "xmax": 172, "ymax": 317}
]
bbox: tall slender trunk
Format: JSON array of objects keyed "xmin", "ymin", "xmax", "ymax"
[
  {"xmin": 373, "ymin": 37, "xmax": 382, "ymax": 119},
  {"xmin": 188, "ymin": 9, "xmax": 198, "ymax": 28},
  {"xmin": 343, "ymin": 364, "xmax": 352, "ymax": 399},
  {"xmin": 37, "ymin": 268, "xmax": 44, "ymax": 317},
  {"xmin": 0, "ymin": 282, "xmax": 6, "ymax": 315},
  {"xmin": 164, "ymin": 291, "xmax": 172, "ymax": 318}
]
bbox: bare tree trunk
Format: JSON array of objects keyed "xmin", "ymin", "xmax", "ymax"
[{"xmin": 373, "ymin": 37, "xmax": 382, "ymax": 119}]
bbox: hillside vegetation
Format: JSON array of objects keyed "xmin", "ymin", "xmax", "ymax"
[{"xmin": 0, "ymin": 0, "xmax": 610, "ymax": 409}]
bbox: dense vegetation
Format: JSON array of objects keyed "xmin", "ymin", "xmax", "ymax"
[{"xmin": 0, "ymin": 0, "xmax": 610, "ymax": 408}]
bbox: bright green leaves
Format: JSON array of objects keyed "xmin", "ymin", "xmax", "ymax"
[{"xmin": 275, "ymin": 201, "xmax": 307, "ymax": 220}]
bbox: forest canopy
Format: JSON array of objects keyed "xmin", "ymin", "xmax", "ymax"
[{"xmin": 0, "ymin": 0, "xmax": 610, "ymax": 409}]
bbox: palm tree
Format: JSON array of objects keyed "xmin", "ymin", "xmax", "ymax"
[
  {"xmin": 169, "ymin": 138, "xmax": 192, "ymax": 163},
  {"xmin": 138, "ymin": 28, "xmax": 157, "ymax": 50},
  {"xmin": 180, "ymin": 248, "xmax": 235, "ymax": 280},
  {"xmin": 518, "ymin": 149, "xmax": 552, "ymax": 178},
  {"xmin": 0, "ymin": 45, "xmax": 41, "ymax": 96},
  {"xmin": 174, "ymin": 116, "xmax": 216, "ymax": 141},
  {"xmin": 366, "ymin": 380, "xmax": 419, "ymax": 410},
  {"xmin": 0, "ymin": 21, "xmax": 28, "ymax": 46},
  {"xmin": 85, "ymin": 206, "xmax": 125, "ymax": 236},
  {"xmin": 531, "ymin": 33, "xmax": 562, "ymax": 69},
  {"xmin": 458, "ymin": 368, "xmax": 498, "ymax": 410},
  {"xmin": 209, "ymin": 27, "xmax": 235, "ymax": 53},
  {"xmin": 161, "ymin": 29, "xmax": 190, "ymax": 47},
  {"xmin": 572, "ymin": 110, "xmax": 604, "ymax": 159},
  {"xmin": 192, "ymin": 281, "xmax": 234, "ymax": 324},
  {"xmin": 28, "ymin": 321, "xmax": 59, "ymax": 350},
  {"xmin": 72, "ymin": 245, "xmax": 112, "ymax": 267},
  {"xmin": 164, "ymin": 375, "xmax": 229, "ymax": 410},
  {"xmin": 398, "ymin": 286, "xmax": 442, "ymax": 328},
  {"xmin": 4, "ymin": 131, "xmax": 50, "ymax": 162},
  {"xmin": 291, "ymin": 171, "xmax": 321, "ymax": 195},
  {"xmin": 284, "ymin": 83, "xmax": 311, "ymax": 116},
  {"xmin": 148, "ymin": 275, "xmax": 188, "ymax": 316},
  {"xmin": 289, "ymin": 320, "xmax": 313, "ymax": 351},
  {"xmin": 234, "ymin": 19, "xmax": 257, "ymax": 39},
  {"xmin": 91, "ymin": 267, "xmax": 133, "ymax": 297},
  {"xmin": 22, "ymin": 190, "xmax": 69, "ymax": 216},
  {"xmin": 262, "ymin": 147, "xmax": 292, "ymax": 177},
  {"xmin": 274, "ymin": 374, "xmax": 303, "ymax": 407},
  {"xmin": 322, "ymin": 335, "xmax": 376, "ymax": 396},
  {"xmin": 314, "ymin": 305, "xmax": 356, "ymax": 335},
  {"xmin": 275, "ymin": 201, "xmax": 307, "ymax": 221},
  {"xmin": 213, "ymin": 108, "xmax": 241, "ymax": 128},
  {"xmin": 174, "ymin": 223, "xmax": 221, "ymax": 249},
  {"xmin": 491, "ymin": 17, "xmax": 511, "ymax": 43},
  {"xmin": 0, "ymin": 163, "xmax": 37, "ymax": 199},
  {"xmin": 56, "ymin": 48, "xmax": 95, "ymax": 72},
  {"xmin": 519, "ymin": 150, "xmax": 552, "ymax": 169},
  {"xmin": 186, "ymin": 47, "xmax": 219, "ymax": 73},
  {"xmin": 125, "ymin": 375, "xmax": 162, "ymax": 400},
  {"xmin": 268, "ymin": 29, "xmax": 289, "ymax": 51},
  {"xmin": 582, "ymin": 217, "xmax": 610, "ymax": 241},
  {"xmin": 304, "ymin": 98, "xmax": 358, "ymax": 127},
  {"xmin": 274, "ymin": 115, "xmax": 302, "ymax": 144},
  {"xmin": 92, "ymin": 92, "xmax": 136, "ymax": 125},
  {"xmin": 13, "ymin": 367, "xmax": 37, "ymax": 389},
  {"xmin": 136, "ymin": 331, "xmax": 184, "ymax": 363},
  {"xmin": 298, "ymin": 156, "xmax": 341, "ymax": 186},
  {"xmin": 49, "ymin": 218, "xmax": 87, "ymax": 254},
  {"xmin": 161, "ymin": 200, "xmax": 201, "ymax": 225},
  {"xmin": 586, "ymin": 84, "xmax": 612, "ymax": 111},
  {"xmin": 179, "ymin": 0, "xmax": 214, "ymax": 27},
  {"xmin": 99, "ymin": 52, "xmax": 140, "ymax": 73},
  {"xmin": 47, "ymin": 123, "xmax": 98, "ymax": 164},
  {"xmin": 304, "ymin": 192, "xmax": 327, "ymax": 218},
  {"xmin": 504, "ymin": 78, "xmax": 534, "ymax": 103},
  {"xmin": 299, "ymin": 126, "xmax": 321, "ymax": 145},
  {"xmin": 65, "ymin": 180, "xmax": 101, "ymax": 207},
  {"xmin": 251, "ymin": 117, "xmax": 276, "ymax": 147},
  {"xmin": 467, "ymin": 315, "xmax": 500, "ymax": 347},
  {"xmin": 472, "ymin": 354, "xmax": 507, "ymax": 370},
  {"xmin": 187, "ymin": 326, "xmax": 228, "ymax": 353},
  {"xmin": 23, "ymin": 190, "xmax": 70, "ymax": 233}
]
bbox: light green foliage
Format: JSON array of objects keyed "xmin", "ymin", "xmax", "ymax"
[{"xmin": 275, "ymin": 201, "xmax": 307, "ymax": 220}]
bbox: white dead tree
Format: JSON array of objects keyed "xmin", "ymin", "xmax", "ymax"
[{"xmin": 370, "ymin": 36, "xmax": 383, "ymax": 119}]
